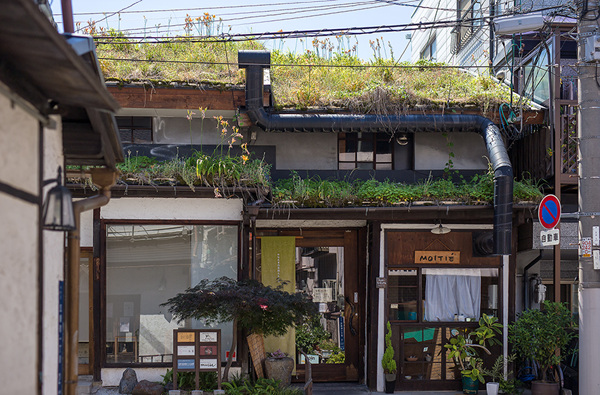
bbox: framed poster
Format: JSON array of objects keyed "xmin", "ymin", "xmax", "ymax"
[
  {"xmin": 199, "ymin": 345, "xmax": 217, "ymax": 356},
  {"xmin": 199, "ymin": 331, "xmax": 218, "ymax": 342}
]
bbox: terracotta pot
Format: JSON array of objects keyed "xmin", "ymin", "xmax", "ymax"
[
  {"xmin": 264, "ymin": 356, "xmax": 294, "ymax": 387},
  {"xmin": 531, "ymin": 381, "xmax": 560, "ymax": 395}
]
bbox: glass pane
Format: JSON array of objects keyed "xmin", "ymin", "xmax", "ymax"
[
  {"xmin": 106, "ymin": 224, "xmax": 238, "ymax": 364},
  {"xmin": 356, "ymin": 134, "xmax": 373, "ymax": 152},
  {"xmin": 339, "ymin": 162, "xmax": 356, "ymax": 170},
  {"xmin": 295, "ymin": 247, "xmax": 345, "ymax": 364},
  {"xmin": 388, "ymin": 269, "xmax": 417, "ymax": 321},
  {"xmin": 376, "ymin": 163, "xmax": 392, "ymax": 170},
  {"xmin": 338, "ymin": 152, "xmax": 356, "ymax": 162},
  {"xmin": 376, "ymin": 153, "xmax": 392, "ymax": 163},
  {"xmin": 402, "ymin": 327, "xmax": 442, "ymax": 381},
  {"xmin": 376, "ymin": 138, "xmax": 392, "ymax": 154},
  {"xmin": 78, "ymin": 255, "xmax": 90, "ymax": 365},
  {"xmin": 356, "ymin": 162, "xmax": 373, "ymax": 170}
]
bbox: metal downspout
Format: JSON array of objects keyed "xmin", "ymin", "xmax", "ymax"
[
  {"xmin": 65, "ymin": 169, "xmax": 117, "ymax": 395},
  {"xmin": 238, "ymin": 50, "xmax": 513, "ymax": 256}
]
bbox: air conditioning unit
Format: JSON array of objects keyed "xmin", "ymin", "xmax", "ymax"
[{"xmin": 494, "ymin": 12, "xmax": 545, "ymax": 35}]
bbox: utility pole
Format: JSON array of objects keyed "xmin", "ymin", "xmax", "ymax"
[{"xmin": 578, "ymin": 0, "xmax": 600, "ymax": 393}]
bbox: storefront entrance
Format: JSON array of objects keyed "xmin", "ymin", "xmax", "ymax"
[{"xmin": 257, "ymin": 228, "xmax": 366, "ymax": 382}]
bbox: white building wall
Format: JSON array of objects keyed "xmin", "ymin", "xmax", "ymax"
[
  {"xmin": 42, "ymin": 115, "xmax": 66, "ymax": 395},
  {"xmin": 0, "ymin": 91, "xmax": 42, "ymax": 395}
]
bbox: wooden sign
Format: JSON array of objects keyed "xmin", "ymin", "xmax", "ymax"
[
  {"xmin": 173, "ymin": 329, "xmax": 221, "ymax": 391},
  {"xmin": 415, "ymin": 251, "xmax": 460, "ymax": 264}
]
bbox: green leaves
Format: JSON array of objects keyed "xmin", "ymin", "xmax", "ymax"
[
  {"xmin": 162, "ymin": 277, "xmax": 317, "ymax": 337},
  {"xmin": 381, "ymin": 322, "xmax": 397, "ymax": 374},
  {"xmin": 509, "ymin": 301, "xmax": 577, "ymax": 382}
]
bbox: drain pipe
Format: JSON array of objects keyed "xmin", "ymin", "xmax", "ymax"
[
  {"xmin": 65, "ymin": 168, "xmax": 117, "ymax": 395},
  {"xmin": 238, "ymin": 50, "xmax": 513, "ymax": 256}
]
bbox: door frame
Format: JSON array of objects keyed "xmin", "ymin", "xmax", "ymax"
[
  {"xmin": 256, "ymin": 228, "xmax": 366, "ymax": 382},
  {"xmin": 78, "ymin": 248, "xmax": 94, "ymax": 375}
]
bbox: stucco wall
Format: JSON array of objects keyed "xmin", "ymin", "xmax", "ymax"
[
  {"xmin": 100, "ymin": 197, "xmax": 243, "ymax": 221},
  {"xmin": 414, "ymin": 132, "xmax": 488, "ymax": 170},
  {"xmin": 0, "ymin": 91, "xmax": 41, "ymax": 395}
]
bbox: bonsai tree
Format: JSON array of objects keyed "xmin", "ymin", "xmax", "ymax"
[
  {"xmin": 445, "ymin": 314, "xmax": 503, "ymax": 384},
  {"xmin": 382, "ymin": 322, "xmax": 397, "ymax": 375},
  {"xmin": 162, "ymin": 277, "xmax": 317, "ymax": 380},
  {"xmin": 509, "ymin": 301, "xmax": 577, "ymax": 383}
]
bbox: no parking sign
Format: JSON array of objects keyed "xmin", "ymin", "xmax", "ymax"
[{"xmin": 538, "ymin": 194, "xmax": 561, "ymax": 229}]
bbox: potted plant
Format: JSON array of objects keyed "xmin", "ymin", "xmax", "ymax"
[
  {"xmin": 445, "ymin": 314, "xmax": 502, "ymax": 394},
  {"xmin": 482, "ymin": 354, "xmax": 518, "ymax": 395},
  {"xmin": 509, "ymin": 301, "xmax": 576, "ymax": 395},
  {"xmin": 382, "ymin": 322, "xmax": 397, "ymax": 393},
  {"xmin": 162, "ymin": 277, "xmax": 317, "ymax": 381}
]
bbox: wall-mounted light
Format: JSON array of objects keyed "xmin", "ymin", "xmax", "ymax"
[
  {"xmin": 431, "ymin": 222, "xmax": 451, "ymax": 235},
  {"xmin": 396, "ymin": 134, "xmax": 409, "ymax": 146},
  {"xmin": 42, "ymin": 166, "xmax": 75, "ymax": 231}
]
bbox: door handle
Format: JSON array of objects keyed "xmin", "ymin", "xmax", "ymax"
[{"xmin": 345, "ymin": 296, "xmax": 358, "ymax": 336}]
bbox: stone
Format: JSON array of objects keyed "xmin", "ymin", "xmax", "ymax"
[
  {"xmin": 119, "ymin": 368, "xmax": 138, "ymax": 394},
  {"xmin": 264, "ymin": 356, "xmax": 294, "ymax": 387},
  {"xmin": 132, "ymin": 379, "xmax": 164, "ymax": 395}
]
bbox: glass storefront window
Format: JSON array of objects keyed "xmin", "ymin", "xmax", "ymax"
[
  {"xmin": 422, "ymin": 268, "xmax": 498, "ymax": 322},
  {"xmin": 106, "ymin": 224, "xmax": 238, "ymax": 364}
]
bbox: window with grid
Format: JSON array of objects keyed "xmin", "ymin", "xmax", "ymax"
[
  {"xmin": 116, "ymin": 116, "xmax": 153, "ymax": 143},
  {"xmin": 338, "ymin": 132, "xmax": 393, "ymax": 170}
]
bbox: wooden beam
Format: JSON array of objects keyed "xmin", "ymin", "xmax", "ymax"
[{"xmin": 107, "ymin": 86, "xmax": 245, "ymax": 110}]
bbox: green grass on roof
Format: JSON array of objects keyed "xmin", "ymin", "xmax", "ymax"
[{"xmin": 96, "ymin": 32, "xmax": 521, "ymax": 112}]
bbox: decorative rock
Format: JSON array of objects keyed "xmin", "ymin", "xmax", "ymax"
[
  {"xmin": 132, "ymin": 379, "xmax": 164, "ymax": 395},
  {"xmin": 119, "ymin": 368, "xmax": 138, "ymax": 394}
]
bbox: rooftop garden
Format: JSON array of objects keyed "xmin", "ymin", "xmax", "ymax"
[{"xmin": 95, "ymin": 28, "xmax": 520, "ymax": 113}]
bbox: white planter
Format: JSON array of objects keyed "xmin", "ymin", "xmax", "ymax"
[{"xmin": 486, "ymin": 382, "xmax": 500, "ymax": 395}]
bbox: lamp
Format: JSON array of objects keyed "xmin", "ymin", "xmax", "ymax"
[
  {"xmin": 42, "ymin": 166, "xmax": 76, "ymax": 231},
  {"xmin": 431, "ymin": 222, "xmax": 451, "ymax": 235},
  {"xmin": 395, "ymin": 134, "xmax": 409, "ymax": 146}
]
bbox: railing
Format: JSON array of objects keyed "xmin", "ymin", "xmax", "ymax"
[
  {"xmin": 560, "ymin": 103, "xmax": 578, "ymax": 177},
  {"xmin": 298, "ymin": 349, "xmax": 313, "ymax": 395}
]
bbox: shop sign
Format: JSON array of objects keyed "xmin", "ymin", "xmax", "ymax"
[
  {"xmin": 376, "ymin": 277, "xmax": 387, "ymax": 288},
  {"xmin": 415, "ymin": 251, "xmax": 460, "ymax": 264}
]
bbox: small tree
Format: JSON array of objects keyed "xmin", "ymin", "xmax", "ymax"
[
  {"xmin": 381, "ymin": 322, "xmax": 397, "ymax": 375},
  {"xmin": 509, "ymin": 301, "xmax": 576, "ymax": 382},
  {"xmin": 162, "ymin": 277, "xmax": 317, "ymax": 380}
]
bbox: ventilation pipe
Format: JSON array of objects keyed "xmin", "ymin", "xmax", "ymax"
[{"xmin": 238, "ymin": 50, "xmax": 513, "ymax": 255}]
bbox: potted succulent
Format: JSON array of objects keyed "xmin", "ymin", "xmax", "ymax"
[
  {"xmin": 445, "ymin": 314, "xmax": 502, "ymax": 394},
  {"xmin": 509, "ymin": 301, "xmax": 576, "ymax": 395},
  {"xmin": 381, "ymin": 322, "xmax": 397, "ymax": 393}
]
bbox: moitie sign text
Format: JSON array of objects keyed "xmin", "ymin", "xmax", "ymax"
[{"xmin": 415, "ymin": 251, "xmax": 460, "ymax": 264}]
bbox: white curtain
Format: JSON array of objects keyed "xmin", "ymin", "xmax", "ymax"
[{"xmin": 424, "ymin": 269, "xmax": 481, "ymax": 322}]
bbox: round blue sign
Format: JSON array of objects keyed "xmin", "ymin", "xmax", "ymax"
[{"xmin": 538, "ymin": 194, "xmax": 561, "ymax": 229}]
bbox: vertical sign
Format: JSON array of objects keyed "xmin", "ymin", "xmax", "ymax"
[
  {"xmin": 338, "ymin": 316, "xmax": 345, "ymax": 351},
  {"xmin": 582, "ymin": 237, "xmax": 593, "ymax": 258},
  {"xmin": 58, "ymin": 281, "xmax": 64, "ymax": 395},
  {"xmin": 594, "ymin": 250, "xmax": 600, "ymax": 270}
]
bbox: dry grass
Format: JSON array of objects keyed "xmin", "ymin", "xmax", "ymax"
[{"xmin": 95, "ymin": 33, "xmax": 521, "ymax": 112}]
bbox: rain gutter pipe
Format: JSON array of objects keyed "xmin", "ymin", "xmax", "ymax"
[
  {"xmin": 65, "ymin": 168, "xmax": 117, "ymax": 395},
  {"xmin": 238, "ymin": 50, "xmax": 513, "ymax": 256}
]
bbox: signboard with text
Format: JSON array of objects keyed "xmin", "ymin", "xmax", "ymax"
[
  {"xmin": 415, "ymin": 251, "xmax": 460, "ymax": 264},
  {"xmin": 173, "ymin": 329, "xmax": 221, "ymax": 390}
]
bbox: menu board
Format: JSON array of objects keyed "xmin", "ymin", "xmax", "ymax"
[{"xmin": 173, "ymin": 329, "xmax": 221, "ymax": 390}]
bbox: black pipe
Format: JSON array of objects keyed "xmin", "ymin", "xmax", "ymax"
[{"xmin": 238, "ymin": 50, "xmax": 513, "ymax": 255}]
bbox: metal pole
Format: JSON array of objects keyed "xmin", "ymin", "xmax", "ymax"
[
  {"xmin": 503, "ymin": 254, "xmax": 509, "ymax": 379},
  {"xmin": 60, "ymin": 0, "xmax": 75, "ymax": 33},
  {"xmin": 577, "ymin": 1, "xmax": 600, "ymax": 392}
]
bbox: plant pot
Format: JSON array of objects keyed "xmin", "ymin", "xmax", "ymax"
[
  {"xmin": 461, "ymin": 375, "xmax": 479, "ymax": 394},
  {"xmin": 264, "ymin": 356, "xmax": 294, "ymax": 387},
  {"xmin": 486, "ymin": 382, "xmax": 499, "ymax": 395},
  {"xmin": 384, "ymin": 373, "xmax": 396, "ymax": 393},
  {"xmin": 531, "ymin": 381, "xmax": 560, "ymax": 395}
]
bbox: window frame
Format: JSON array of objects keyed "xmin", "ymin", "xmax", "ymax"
[
  {"xmin": 338, "ymin": 132, "xmax": 394, "ymax": 170},
  {"xmin": 116, "ymin": 116, "xmax": 153, "ymax": 144},
  {"xmin": 99, "ymin": 219, "xmax": 243, "ymax": 369}
]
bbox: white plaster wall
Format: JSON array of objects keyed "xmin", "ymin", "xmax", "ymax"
[
  {"xmin": 0, "ymin": 91, "xmax": 40, "ymax": 395},
  {"xmin": 80, "ymin": 208, "xmax": 94, "ymax": 248},
  {"xmin": 253, "ymin": 130, "xmax": 337, "ymax": 170},
  {"xmin": 100, "ymin": 198, "xmax": 243, "ymax": 221},
  {"xmin": 42, "ymin": 115, "xmax": 66, "ymax": 395},
  {"xmin": 415, "ymin": 132, "xmax": 488, "ymax": 170}
]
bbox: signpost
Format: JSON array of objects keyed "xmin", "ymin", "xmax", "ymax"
[{"xmin": 173, "ymin": 329, "xmax": 222, "ymax": 391}]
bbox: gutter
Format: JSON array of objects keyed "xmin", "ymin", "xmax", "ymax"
[
  {"xmin": 65, "ymin": 168, "xmax": 117, "ymax": 395},
  {"xmin": 238, "ymin": 50, "xmax": 513, "ymax": 255}
]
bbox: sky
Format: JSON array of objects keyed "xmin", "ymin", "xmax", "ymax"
[{"xmin": 50, "ymin": 0, "xmax": 416, "ymax": 61}]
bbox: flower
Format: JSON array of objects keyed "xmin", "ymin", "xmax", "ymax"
[
  {"xmin": 260, "ymin": 304, "xmax": 268, "ymax": 310},
  {"xmin": 268, "ymin": 349, "xmax": 287, "ymax": 359}
]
